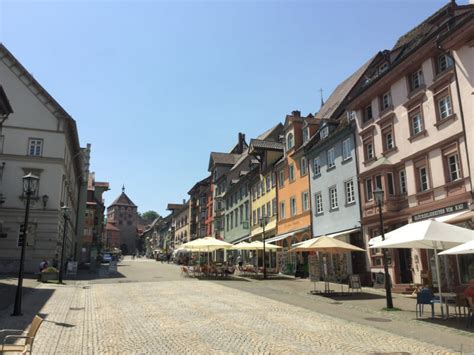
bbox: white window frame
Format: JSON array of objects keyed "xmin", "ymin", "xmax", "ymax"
[
  {"xmin": 387, "ymin": 172, "xmax": 395, "ymax": 196},
  {"xmin": 315, "ymin": 192, "xmax": 323, "ymax": 214},
  {"xmin": 382, "ymin": 91, "xmax": 392, "ymax": 110},
  {"xmin": 290, "ymin": 197, "xmax": 297, "ymax": 216},
  {"xmin": 320, "ymin": 126, "xmax": 329, "ymax": 139},
  {"xmin": 329, "ymin": 186, "xmax": 338, "ymax": 210},
  {"xmin": 313, "ymin": 156, "xmax": 321, "ymax": 175},
  {"xmin": 300, "ymin": 157, "xmax": 307, "ymax": 176},
  {"xmin": 411, "ymin": 69, "xmax": 424, "ymax": 90},
  {"xmin": 365, "ymin": 178, "xmax": 373, "ymax": 201},
  {"xmin": 302, "ymin": 191, "xmax": 309, "ymax": 211},
  {"xmin": 327, "ymin": 147, "xmax": 335, "ymax": 169},
  {"xmin": 437, "ymin": 95, "xmax": 453, "ymax": 120},
  {"xmin": 412, "ymin": 113, "xmax": 423, "ymax": 135},
  {"xmin": 419, "ymin": 167, "xmax": 429, "ymax": 192},
  {"xmin": 288, "ymin": 164, "xmax": 295, "ymax": 182},
  {"xmin": 28, "ymin": 138, "xmax": 43, "ymax": 157},
  {"xmin": 278, "ymin": 170, "xmax": 285, "ymax": 188},
  {"xmin": 342, "ymin": 138, "xmax": 351, "ymax": 161},
  {"xmin": 345, "ymin": 180, "xmax": 355, "ymax": 204},
  {"xmin": 447, "ymin": 153, "xmax": 461, "ymax": 182},
  {"xmin": 287, "ymin": 132, "xmax": 294, "ymax": 150},
  {"xmin": 399, "ymin": 170, "xmax": 407, "ymax": 194},
  {"xmin": 385, "ymin": 131, "xmax": 394, "ymax": 150},
  {"xmin": 280, "ymin": 201, "xmax": 286, "ymax": 219}
]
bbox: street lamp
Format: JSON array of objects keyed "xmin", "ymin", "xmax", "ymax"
[
  {"xmin": 373, "ymin": 187, "xmax": 394, "ymax": 309},
  {"xmin": 12, "ymin": 173, "xmax": 39, "ymax": 316},
  {"xmin": 259, "ymin": 216, "xmax": 269, "ymax": 280},
  {"xmin": 58, "ymin": 206, "xmax": 70, "ymax": 284}
]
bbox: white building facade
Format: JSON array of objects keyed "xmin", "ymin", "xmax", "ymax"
[{"xmin": 0, "ymin": 44, "xmax": 87, "ymax": 273}]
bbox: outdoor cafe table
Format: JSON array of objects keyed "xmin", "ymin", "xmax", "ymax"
[{"xmin": 434, "ymin": 292, "xmax": 457, "ymax": 318}]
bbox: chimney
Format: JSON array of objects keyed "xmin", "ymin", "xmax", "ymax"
[
  {"xmin": 292, "ymin": 110, "xmax": 301, "ymax": 118},
  {"xmin": 238, "ymin": 132, "xmax": 245, "ymax": 154},
  {"xmin": 182, "ymin": 199, "xmax": 186, "ymax": 204}
]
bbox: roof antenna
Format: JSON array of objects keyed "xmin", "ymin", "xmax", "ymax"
[
  {"xmin": 319, "ymin": 88, "xmax": 325, "ymax": 108},
  {"xmin": 122, "ymin": 184, "xmax": 125, "ymax": 193}
]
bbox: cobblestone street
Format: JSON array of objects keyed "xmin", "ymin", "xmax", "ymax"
[{"xmin": 0, "ymin": 259, "xmax": 473, "ymax": 354}]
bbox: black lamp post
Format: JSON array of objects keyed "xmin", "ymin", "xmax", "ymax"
[
  {"xmin": 259, "ymin": 216, "xmax": 269, "ymax": 280},
  {"xmin": 12, "ymin": 173, "xmax": 39, "ymax": 316},
  {"xmin": 373, "ymin": 187, "xmax": 394, "ymax": 309},
  {"xmin": 58, "ymin": 206, "xmax": 70, "ymax": 284}
]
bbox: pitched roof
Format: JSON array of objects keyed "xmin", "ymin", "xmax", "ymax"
[
  {"xmin": 316, "ymin": 54, "xmax": 377, "ymax": 120},
  {"xmin": 249, "ymin": 139, "xmax": 284, "ymax": 151},
  {"xmin": 110, "ymin": 192, "xmax": 136, "ymax": 207},
  {"xmin": 208, "ymin": 152, "xmax": 241, "ymax": 171}
]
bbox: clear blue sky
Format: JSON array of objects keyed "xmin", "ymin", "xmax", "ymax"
[{"xmin": 0, "ymin": 0, "xmax": 453, "ymax": 215}]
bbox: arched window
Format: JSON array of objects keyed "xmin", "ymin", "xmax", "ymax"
[{"xmin": 287, "ymin": 133, "xmax": 294, "ymax": 150}]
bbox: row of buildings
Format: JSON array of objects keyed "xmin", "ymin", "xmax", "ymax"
[
  {"xmin": 144, "ymin": 2, "xmax": 474, "ymax": 289},
  {"xmin": 0, "ymin": 42, "xmax": 143, "ymax": 273}
]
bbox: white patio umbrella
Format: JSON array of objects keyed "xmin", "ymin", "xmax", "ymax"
[
  {"xmin": 248, "ymin": 241, "xmax": 282, "ymax": 250},
  {"xmin": 231, "ymin": 242, "xmax": 257, "ymax": 250},
  {"xmin": 370, "ymin": 219, "xmax": 474, "ymax": 317},
  {"xmin": 181, "ymin": 237, "xmax": 233, "ymax": 268},
  {"xmin": 439, "ymin": 240, "xmax": 474, "ymax": 255}
]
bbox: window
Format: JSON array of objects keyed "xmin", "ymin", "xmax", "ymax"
[
  {"xmin": 364, "ymin": 139, "xmax": 374, "ymax": 161},
  {"xmin": 381, "ymin": 91, "xmax": 392, "ymax": 111},
  {"xmin": 239, "ymin": 205, "xmax": 243, "ymax": 224},
  {"xmin": 382, "ymin": 127, "xmax": 395, "ymax": 151},
  {"xmin": 447, "ymin": 153, "xmax": 461, "ymax": 182},
  {"xmin": 375, "ymin": 174, "xmax": 383, "ymax": 190},
  {"xmin": 280, "ymin": 202, "xmax": 286, "ymax": 219},
  {"xmin": 315, "ymin": 193, "xmax": 323, "ymax": 214},
  {"xmin": 257, "ymin": 207, "xmax": 261, "ymax": 222},
  {"xmin": 230, "ymin": 211, "xmax": 234, "ymax": 229},
  {"xmin": 260, "ymin": 180, "xmax": 265, "ymax": 195},
  {"xmin": 287, "ymin": 132, "xmax": 294, "ymax": 150},
  {"xmin": 290, "ymin": 197, "xmax": 297, "ymax": 216},
  {"xmin": 387, "ymin": 173, "xmax": 395, "ymax": 196},
  {"xmin": 379, "ymin": 62, "xmax": 388, "ymax": 73},
  {"xmin": 302, "ymin": 191, "xmax": 309, "ymax": 211},
  {"xmin": 342, "ymin": 138, "xmax": 352, "ymax": 161},
  {"xmin": 329, "ymin": 186, "xmax": 338, "ymax": 210},
  {"xmin": 327, "ymin": 148, "xmax": 335, "ymax": 168},
  {"xmin": 345, "ymin": 180, "xmax": 355, "ymax": 204},
  {"xmin": 437, "ymin": 94, "xmax": 453, "ymax": 120},
  {"xmin": 28, "ymin": 139, "xmax": 43, "ymax": 156},
  {"xmin": 252, "ymin": 186, "xmax": 257, "ymax": 201},
  {"xmin": 409, "ymin": 110, "xmax": 424, "ymax": 136},
  {"xmin": 399, "ymin": 170, "xmax": 407, "ymax": 194},
  {"xmin": 266, "ymin": 202, "xmax": 271, "ymax": 218},
  {"xmin": 320, "ymin": 126, "xmax": 329, "ymax": 139},
  {"xmin": 272, "ymin": 198, "xmax": 277, "ymax": 216},
  {"xmin": 418, "ymin": 166, "xmax": 429, "ymax": 192},
  {"xmin": 410, "ymin": 69, "xmax": 424, "ymax": 91},
  {"xmin": 252, "ymin": 210, "xmax": 256, "ymax": 226},
  {"xmin": 300, "ymin": 157, "xmax": 308, "ymax": 176},
  {"xmin": 302, "ymin": 127, "xmax": 309, "ymax": 144},
  {"xmin": 261, "ymin": 204, "xmax": 266, "ymax": 218},
  {"xmin": 313, "ymin": 156, "xmax": 321, "ymax": 175},
  {"xmin": 278, "ymin": 170, "xmax": 285, "ymax": 188},
  {"xmin": 436, "ymin": 53, "xmax": 453, "ymax": 74},
  {"xmin": 245, "ymin": 202, "xmax": 249, "ymax": 221},
  {"xmin": 365, "ymin": 178, "xmax": 373, "ymax": 201},
  {"xmin": 363, "ymin": 104, "xmax": 373, "ymax": 123},
  {"xmin": 266, "ymin": 175, "xmax": 271, "ymax": 192},
  {"xmin": 288, "ymin": 164, "xmax": 295, "ymax": 182},
  {"xmin": 257, "ymin": 183, "xmax": 261, "ymax": 198}
]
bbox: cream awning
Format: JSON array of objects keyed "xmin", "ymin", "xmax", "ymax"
[{"xmin": 250, "ymin": 219, "xmax": 277, "ymax": 237}]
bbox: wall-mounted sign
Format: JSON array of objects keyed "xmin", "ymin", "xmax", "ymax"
[{"xmin": 412, "ymin": 202, "xmax": 468, "ymax": 222}]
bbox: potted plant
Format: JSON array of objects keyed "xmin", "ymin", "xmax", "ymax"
[{"xmin": 40, "ymin": 266, "xmax": 59, "ymax": 282}]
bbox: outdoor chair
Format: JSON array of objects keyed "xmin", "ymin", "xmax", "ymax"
[
  {"xmin": 447, "ymin": 293, "xmax": 469, "ymax": 318},
  {"xmin": 416, "ymin": 288, "xmax": 435, "ymax": 318},
  {"xmin": 0, "ymin": 315, "xmax": 43, "ymax": 354},
  {"xmin": 467, "ymin": 296, "xmax": 474, "ymax": 329}
]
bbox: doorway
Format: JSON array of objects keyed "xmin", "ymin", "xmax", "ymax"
[{"xmin": 397, "ymin": 248, "xmax": 413, "ymax": 283}]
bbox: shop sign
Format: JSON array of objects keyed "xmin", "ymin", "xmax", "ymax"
[{"xmin": 412, "ymin": 202, "xmax": 468, "ymax": 222}]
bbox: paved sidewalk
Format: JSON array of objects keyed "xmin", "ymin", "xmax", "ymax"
[{"xmin": 0, "ymin": 280, "xmax": 458, "ymax": 354}]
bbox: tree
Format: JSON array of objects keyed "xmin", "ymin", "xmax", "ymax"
[{"xmin": 140, "ymin": 210, "xmax": 160, "ymax": 222}]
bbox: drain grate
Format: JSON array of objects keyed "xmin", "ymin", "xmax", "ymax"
[
  {"xmin": 69, "ymin": 307, "xmax": 85, "ymax": 311},
  {"xmin": 330, "ymin": 301, "xmax": 343, "ymax": 305},
  {"xmin": 82, "ymin": 286, "xmax": 90, "ymax": 289},
  {"xmin": 364, "ymin": 317, "xmax": 392, "ymax": 322}
]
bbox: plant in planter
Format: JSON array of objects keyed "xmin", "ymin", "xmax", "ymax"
[{"xmin": 40, "ymin": 267, "xmax": 59, "ymax": 282}]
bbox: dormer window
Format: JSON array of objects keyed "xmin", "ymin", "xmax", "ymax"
[
  {"xmin": 379, "ymin": 62, "xmax": 388, "ymax": 74},
  {"xmin": 320, "ymin": 126, "xmax": 329, "ymax": 140},
  {"xmin": 286, "ymin": 132, "xmax": 294, "ymax": 150},
  {"xmin": 380, "ymin": 91, "xmax": 392, "ymax": 111},
  {"xmin": 302, "ymin": 127, "xmax": 309, "ymax": 144}
]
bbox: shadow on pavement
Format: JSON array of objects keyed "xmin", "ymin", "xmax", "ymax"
[
  {"xmin": 315, "ymin": 292, "xmax": 387, "ymax": 301},
  {"xmin": 0, "ymin": 287, "xmax": 55, "ymax": 338},
  {"xmin": 418, "ymin": 316, "xmax": 473, "ymax": 333}
]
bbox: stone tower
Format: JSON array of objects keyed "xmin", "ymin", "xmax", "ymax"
[{"xmin": 106, "ymin": 186, "xmax": 138, "ymax": 254}]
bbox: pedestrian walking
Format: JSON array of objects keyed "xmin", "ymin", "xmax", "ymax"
[{"xmin": 166, "ymin": 253, "xmax": 171, "ymax": 264}]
